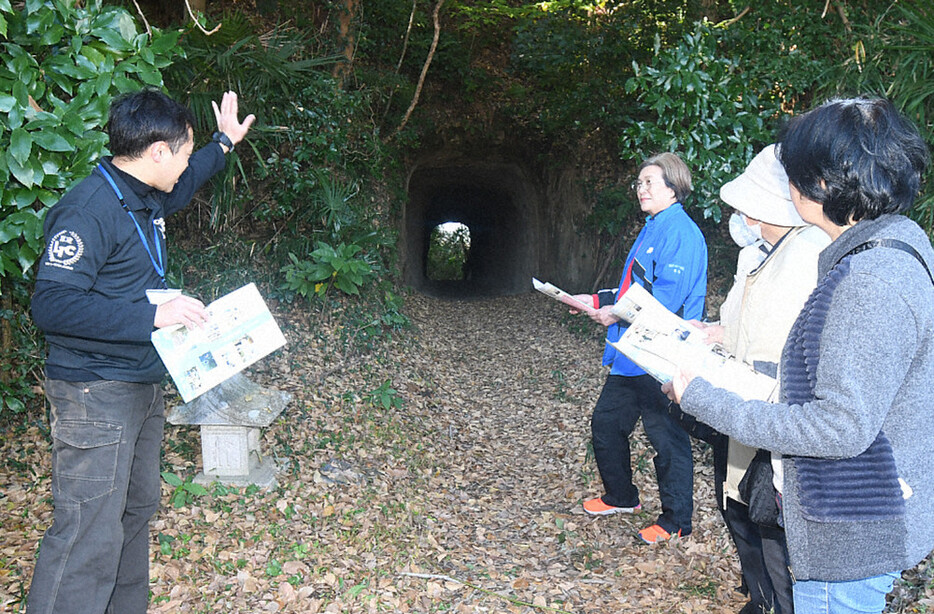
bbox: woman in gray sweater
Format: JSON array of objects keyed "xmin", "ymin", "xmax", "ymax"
[{"xmin": 665, "ymin": 97, "xmax": 934, "ymax": 614}]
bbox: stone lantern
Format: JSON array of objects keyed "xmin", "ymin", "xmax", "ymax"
[{"xmin": 165, "ymin": 373, "xmax": 291, "ymax": 489}]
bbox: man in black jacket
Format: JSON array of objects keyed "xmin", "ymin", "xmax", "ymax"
[{"xmin": 28, "ymin": 88, "xmax": 254, "ymax": 614}]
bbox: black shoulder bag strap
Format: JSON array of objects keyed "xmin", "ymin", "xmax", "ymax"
[{"xmin": 842, "ymin": 238, "xmax": 934, "ymax": 286}]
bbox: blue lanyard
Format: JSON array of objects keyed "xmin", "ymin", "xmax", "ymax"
[{"xmin": 97, "ymin": 163, "xmax": 167, "ymax": 288}]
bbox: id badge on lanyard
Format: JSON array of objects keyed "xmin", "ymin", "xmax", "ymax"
[{"xmin": 97, "ymin": 163, "xmax": 171, "ymax": 293}]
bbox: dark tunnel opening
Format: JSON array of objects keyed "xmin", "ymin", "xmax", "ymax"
[
  {"xmin": 402, "ymin": 158, "xmax": 598, "ymax": 299},
  {"xmin": 420, "ymin": 185, "xmax": 519, "ymax": 296},
  {"xmin": 404, "ymin": 164, "xmax": 539, "ymax": 298}
]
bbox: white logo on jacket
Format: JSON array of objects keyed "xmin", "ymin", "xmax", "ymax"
[{"xmin": 45, "ymin": 230, "xmax": 84, "ymax": 270}]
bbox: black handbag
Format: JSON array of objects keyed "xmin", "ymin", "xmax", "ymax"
[
  {"xmin": 738, "ymin": 448, "xmax": 781, "ymax": 528},
  {"xmin": 667, "ymin": 401, "xmax": 722, "ymax": 445}
]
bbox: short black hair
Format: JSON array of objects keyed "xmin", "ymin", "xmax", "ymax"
[
  {"xmin": 106, "ymin": 88, "xmax": 195, "ymax": 159},
  {"xmin": 777, "ymin": 97, "xmax": 929, "ymax": 225}
]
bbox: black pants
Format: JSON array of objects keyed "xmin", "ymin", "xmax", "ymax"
[
  {"xmin": 713, "ymin": 438, "xmax": 794, "ymax": 614},
  {"xmin": 591, "ymin": 374, "xmax": 694, "ymax": 534}
]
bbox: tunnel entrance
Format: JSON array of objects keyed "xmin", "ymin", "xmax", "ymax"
[
  {"xmin": 402, "ymin": 156, "xmax": 601, "ymax": 299},
  {"xmin": 404, "ymin": 162, "xmax": 538, "ymax": 298}
]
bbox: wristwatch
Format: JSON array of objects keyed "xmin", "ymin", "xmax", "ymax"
[{"xmin": 212, "ymin": 131, "xmax": 234, "ymax": 153}]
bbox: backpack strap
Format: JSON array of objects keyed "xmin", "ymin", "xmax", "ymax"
[{"xmin": 841, "ymin": 238, "xmax": 934, "ymax": 286}]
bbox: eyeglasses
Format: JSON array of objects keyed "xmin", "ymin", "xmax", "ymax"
[{"xmin": 631, "ymin": 178, "xmax": 662, "ymax": 192}]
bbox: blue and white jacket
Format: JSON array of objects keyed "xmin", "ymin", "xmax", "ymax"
[{"xmin": 595, "ymin": 203, "xmax": 708, "ymax": 376}]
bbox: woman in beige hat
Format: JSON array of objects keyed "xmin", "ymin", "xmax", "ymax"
[{"xmin": 692, "ymin": 144, "xmax": 828, "ymax": 614}]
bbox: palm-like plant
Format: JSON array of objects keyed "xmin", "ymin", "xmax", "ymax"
[
  {"xmin": 165, "ymin": 13, "xmax": 337, "ymax": 131},
  {"xmin": 162, "ymin": 13, "xmax": 341, "ymax": 230},
  {"xmin": 883, "ymin": 3, "xmax": 934, "ymax": 133}
]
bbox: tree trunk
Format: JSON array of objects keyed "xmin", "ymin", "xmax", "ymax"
[
  {"xmin": 333, "ymin": 0, "xmax": 359, "ymax": 87},
  {"xmin": 700, "ymin": 0, "xmax": 718, "ymax": 23}
]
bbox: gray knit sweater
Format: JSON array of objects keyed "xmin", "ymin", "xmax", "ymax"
[{"xmin": 681, "ymin": 214, "xmax": 934, "ymax": 581}]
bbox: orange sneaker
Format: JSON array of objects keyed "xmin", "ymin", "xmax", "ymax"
[
  {"xmin": 582, "ymin": 497, "xmax": 641, "ymax": 516},
  {"xmin": 638, "ymin": 524, "xmax": 681, "ymax": 544}
]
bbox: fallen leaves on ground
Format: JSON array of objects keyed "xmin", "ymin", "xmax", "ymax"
[{"xmin": 1, "ymin": 293, "xmax": 930, "ymax": 612}]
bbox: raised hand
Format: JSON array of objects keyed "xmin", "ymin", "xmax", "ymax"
[{"xmin": 211, "ymin": 91, "xmax": 256, "ymax": 147}]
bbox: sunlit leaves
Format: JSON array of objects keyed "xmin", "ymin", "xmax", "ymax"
[{"xmin": 619, "ymin": 23, "xmax": 782, "ymax": 221}]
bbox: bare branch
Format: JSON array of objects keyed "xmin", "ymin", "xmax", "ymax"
[
  {"xmin": 131, "ymin": 0, "xmax": 152, "ymax": 36},
  {"xmin": 834, "ymin": 1, "xmax": 852, "ymax": 33},
  {"xmin": 184, "ymin": 0, "xmax": 222, "ymax": 36},
  {"xmin": 382, "ymin": 0, "xmax": 419, "ymax": 123},
  {"xmin": 396, "ymin": 0, "xmax": 418, "ymax": 72},
  {"xmin": 820, "ymin": 0, "xmax": 851, "ymax": 33},
  {"xmin": 387, "ymin": 0, "xmax": 444, "ymax": 142},
  {"xmin": 716, "ymin": 6, "xmax": 750, "ymax": 28}
]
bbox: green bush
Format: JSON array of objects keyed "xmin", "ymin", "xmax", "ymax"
[
  {"xmin": 820, "ymin": 1, "xmax": 934, "ymax": 236},
  {"xmin": 0, "ymin": 0, "xmax": 179, "ymax": 421},
  {"xmin": 281, "ymin": 242, "xmax": 376, "ymax": 299},
  {"xmin": 161, "ymin": 13, "xmax": 339, "ymax": 231},
  {"xmin": 0, "ymin": 0, "xmax": 180, "ymax": 282},
  {"xmin": 619, "ymin": 22, "xmax": 782, "ymax": 221},
  {"xmin": 507, "ymin": 0, "xmax": 697, "ymax": 139},
  {"xmin": 426, "ymin": 223, "xmax": 470, "ymax": 281},
  {"xmin": 0, "ymin": 278, "xmax": 43, "ymax": 417}
]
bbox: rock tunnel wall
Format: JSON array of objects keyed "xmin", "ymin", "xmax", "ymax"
[{"xmin": 402, "ymin": 151, "xmax": 603, "ymax": 298}]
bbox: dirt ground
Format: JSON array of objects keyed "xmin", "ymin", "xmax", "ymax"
[{"xmin": 1, "ymin": 292, "xmax": 931, "ymax": 613}]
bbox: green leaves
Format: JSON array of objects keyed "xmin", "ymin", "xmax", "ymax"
[
  {"xmin": 9, "ymin": 128, "xmax": 32, "ymax": 165},
  {"xmin": 619, "ymin": 22, "xmax": 782, "ymax": 221},
  {"xmin": 0, "ymin": 0, "xmax": 181, "ymax": 284},
  {"xmin": 835, "ymin": 1, "xmax": 934, "ymax": 235},
  {"xmin": 281, "ymin": 242, "xmax": 376, "ymax": 299},
  {"xmin": 363, "ymin": 379, "xmax": 404, "ymax": 410},
  {"xmin": 32, "ymin": 130, "xmax": 72, "ymax": 152},
  {"xmin": 426, "ymin": 223, "xmax": 470, "ymax": 281},
  {"xmin": 162, "ymin": 471, "xmax": 210, "ymax": 508}
]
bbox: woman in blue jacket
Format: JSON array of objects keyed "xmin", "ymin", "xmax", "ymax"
[{"xmin": 574, "ymin": 152, "xmax": 708, "ymax": 543}]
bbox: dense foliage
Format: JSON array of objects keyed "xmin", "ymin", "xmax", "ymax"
[
  {"xmin": 157, "ymin": 11, "xmax": 410, "ymax": 356},
  {"xmin": 2, "ymin": 0, "xmax": 934, "ymax": 421},
  {"xmin": 619, "ymin": 23, "xmax": 775, "ymax": 221},
  {"xmin": 820, "ymin": 1, "xmax": 934, "ymax": 233},
  {"xmin": 0, "ymin": 0, "xmax": 179, "ymax": 416},
  {"xmin": 0, "ymin": 0, "xmax": 178, "ymax": 282},
  {"xmin": 354, "ymin": 0, "xmax": 907, "ymax": 228},
  {"xmin": 426, "ymin": 223, "xmax": 471, "ymax": 281}
]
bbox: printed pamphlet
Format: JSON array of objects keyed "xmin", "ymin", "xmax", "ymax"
[
  {"xmin": 151, "ymin": 283, "xmax": 287, "ymax": 403},
  {"xmin": 532, "ymin": 277, "xmax": 597, "ymax": 316},
  {"xmin": 609, "ymin": 284, "xmax": 777, "ymax": 401}
]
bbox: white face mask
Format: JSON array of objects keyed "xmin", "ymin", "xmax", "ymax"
[{"xmin": 728, "ymin": 212, "xmax": 763, "ymax": 247}]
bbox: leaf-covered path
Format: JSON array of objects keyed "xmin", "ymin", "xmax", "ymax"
[
  {"xmin": 0, "ymin": 293, "xmax": 811, "ymax": 612},
  {"xmin": 365, "ymin": 293, "xmax": 745, "ymax": 613}
]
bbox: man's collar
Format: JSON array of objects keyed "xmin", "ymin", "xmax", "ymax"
[{"xmin": 101, "ymin": 157, "xmax": 159, "ymax": 206}]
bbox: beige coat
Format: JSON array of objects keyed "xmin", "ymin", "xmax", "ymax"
[{"xmin": 720, "ymin": 225, "xmax": 830, "ymax": 505}]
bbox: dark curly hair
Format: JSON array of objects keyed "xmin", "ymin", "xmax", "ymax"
[{"xmin": 777, "ymin": 97, "xmax": 929, "ymax": 225}]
